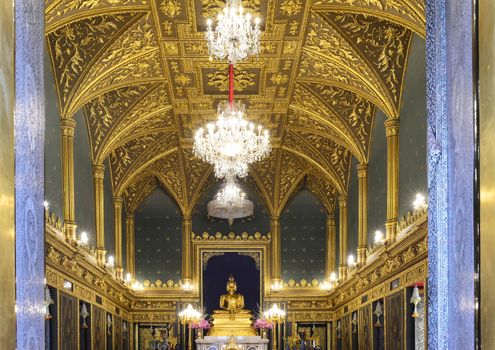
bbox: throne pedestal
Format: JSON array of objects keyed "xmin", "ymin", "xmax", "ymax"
[{"xmin": 196, "ymin": 336, "xmax": 269, "ymax": 350}]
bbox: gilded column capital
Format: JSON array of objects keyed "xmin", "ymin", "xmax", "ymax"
[
  {"xmin": 326, "ymin": 214, "xmax": 336, "ymax": 226},
  {"xmin": 114, "ymin": 196, "xmax": 123, "ymax": 207},
  {"xmin": 338, "ymin": 195, "xmax": 347, "ymax": 208},
  {"xmin": 60, "ymin": 118, "xmax": 76, "ymax": 137},
  {"xmin": 384, "ymin": 119, "xmax": 400, "ymax": 137},
  {"xmin": 357, "ymin": 163, "xmax": 368, "ymax": 178},
  {"xmin": 93, "ymin": 163, "xmax": 105, "ymax": 179}
]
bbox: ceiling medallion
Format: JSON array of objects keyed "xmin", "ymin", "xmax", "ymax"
[
  {"xmin": 205, "ymin": 0, "xmax": 261, "ymax": 64},
  {"xmin": 193, "ymin": 65, "xmax": 271, "ymax": 180},
  {"xmin": 207, "ymin": 179, "xmax": 254, "ymax": 226}
]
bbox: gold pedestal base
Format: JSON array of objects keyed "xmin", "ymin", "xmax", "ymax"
[{"xmin": 208, "ymin": 312, "xmax": 257, "ymax": 336}]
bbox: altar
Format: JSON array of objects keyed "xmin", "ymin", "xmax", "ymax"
[{"xmin": 196, "ymin": 336, "xmax": 269, "ymax": 350}]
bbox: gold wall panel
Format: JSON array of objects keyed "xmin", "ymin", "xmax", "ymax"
[
  {"xmin": 480, "ymin": 0, "xmax": 495, "ymax": 346},
  {"xmin": 0, "ymin": 0, "xmax": 15, "ymax": 347}
]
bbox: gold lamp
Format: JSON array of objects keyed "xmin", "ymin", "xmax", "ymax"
[
  {"xmin": 263, "ymin": 304, "xmax": 286, "ymax": 350},
  {"xmin": 178, "ymin": 304, "xmax": 202, "ymax": 350}
]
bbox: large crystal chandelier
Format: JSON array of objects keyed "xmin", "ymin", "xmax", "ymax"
[
  {"xmin": 193, "ymin": 65, "xmax": 271, "ymax": 180},
  {"xmin": 205, "ymin": 0, "xmax": 261, "ymax": 64},
  {"xmin": 207, "ymin": 180, "xmax": 254, "ymax": 225}
]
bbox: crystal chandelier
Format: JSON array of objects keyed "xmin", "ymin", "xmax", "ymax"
[
  {"xmin": 193, "ymin": 65, "xmax": 271, "ymax": 180},
  {"xmin": 205, "ymin": 0, "xmax": 261, "ymax": 64},
  {"xmin": 207, "ymin": 180, "xmax": 254, "ymax": 226}
]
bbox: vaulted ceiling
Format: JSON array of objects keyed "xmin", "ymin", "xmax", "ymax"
[{"xmin": 45, "ymin": 0, "xmax": 425, "ymax": 217}]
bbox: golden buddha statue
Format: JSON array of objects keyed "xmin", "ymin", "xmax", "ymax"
[
  {"xmin": 219, "ymin": 276, "xmax": 250, "ymax": 319},
  {"xmin": 208, "ymin": 276, "xmax": 257, "ymax": 336}
]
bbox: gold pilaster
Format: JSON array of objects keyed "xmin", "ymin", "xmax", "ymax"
[
  {"xmin": 338, "ymin": 196, "xmax": 348, "ymax": 281},
  {"xmin": 93, "ymin": 163, "xmax": 106, "ymax": 266},
  {"xmin": 182, "ymin": 216, "xmax": 192, "ymax": 283},
  {"xmin": 0, "ymin": 0, "xmax": 15, "ymax": 345},
  {"xmin": 385, "ymin": 119, "xmax": 399, "ymax": 243},
  {"xmin": 325, "ymin": 214, "xmax": 336, "ymax": 277},
  {"xmin": 357, "ymin": 163, "xmax": 368, "ymax": 265},
  {"xmin": 61, "ymin": 118, "xmax": 77, "ymax": 243},
  {"xmin": 114, "ymin": 196, "xmax": 123, "ymax": 280},
  {"xmin": 125, "ymin": 214, "xmax": 135, "ymax": 278},
  {"xmin": 271, "ymin": 216, "xmax": 281, "ymax": 282}
]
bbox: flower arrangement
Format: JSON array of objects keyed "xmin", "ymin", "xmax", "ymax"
[
  {"xmin": 191, "ymin": 319, "xmax": 211, "ymax": 330},
  {"xmin": 253, "ymin": 319, "xmax": 273, "ymax": 329}
]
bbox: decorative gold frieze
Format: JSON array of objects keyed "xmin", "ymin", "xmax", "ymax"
[{"xmin": 192, "ymin": 231, "xmax": 270, "ymax": 241}]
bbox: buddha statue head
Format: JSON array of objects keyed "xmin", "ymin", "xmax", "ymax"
[{"xmin": 226, "ymin": 275, "xmax": 237, "ymax": 294}]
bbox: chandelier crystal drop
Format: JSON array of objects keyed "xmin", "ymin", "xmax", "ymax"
[
  {"xmin": 207, "ymin": 180, "xmax": 254, "ymax": 226},
  {"xmin": 193, "ymin": 100, "xmax": 271, "ymax": 180},
  {"xmin": 205, "ymin": 0, "xmax": 261, "ymax": 64}
]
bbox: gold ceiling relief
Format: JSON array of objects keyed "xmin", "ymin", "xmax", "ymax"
[
  {"xmin": 321, "ymin": 12, "xmax": 412, "ymax": 110},
  {"xmin": 301, "ymin": 12, "xmax": 396, "ymax": 117},
  {"xmin": 44, "ymin": 0, "xmax": 424, "ymax": 217},
  {"xmin": 312, "ymin": 0, "xmax": 425, "ymax": 37},
  {"xmin": 306, "ymin": 173, "xmax": 338, "ymax": 214},
  {"xmin": 111, "ymin": 132, "xmax": 178, "ymax": 194},
  {"xmin": 206, "ymin": 69, "xmax": 257, "ymax": 93},
  {"xmin": 47, "ymin": 12, "xmax": 139, "ymax": 116},
  {"xmin": 85, "ymin": 83, "xmax": 174, "ymax": 163},
  {"xmin": 45, "ymin": 0, "xmax": 148, "ymax": 33},
  {"xmin": 123, "ymin": 175, "xmax": 159, "ymax": 215}
]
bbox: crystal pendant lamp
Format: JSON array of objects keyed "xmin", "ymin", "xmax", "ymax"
[
  {"xmin": 193, "ymin": 64, "xmax": 271, "ymax": 180},
  {"xmin": 207, "ymin": 179, "xmax": 254, "ymax": 226},
  {"xmin": 205, "ymin": 0, "xmax": 261, "ymax": 64}
]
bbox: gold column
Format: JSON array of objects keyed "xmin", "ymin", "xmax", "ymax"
[
  {"xmin": 114, "ymin": 196, "xmax": 123, "ymax": 280},
  {"xmin": 93, "ymin": 163, "xmax": 106, "ymax": 266},
  {"xmin": 0, "ymin": 0, "xmax": 15, "ymax": 345},
  {"xmin": 271, "ymin": 216, "xmax": 281, "ymax": 282},
  {"xmin": 325, "ymin": 214, "xmax": 336, "ymax": 277},
  {"xmin": 61, "ymin": 118, "xmax": 77, "ymax": 243},
  {"xmin": 384, "ymin": 119, "xmax": 399, "ymax": 243},
  {"xmin": 338, "ymin": 195, "xmax": 348, "ymax": 281},
  {"xmin": 480, "ymin": 0, "xmax": 495, "ymax": 345},
  {"xmin": 125, "ymin": 214, "xmax": 135, "ymax": 278},
  {"xmin": 182, "ymin": 216, "xmax": 192, "ymax": 283},
  {"xmin": 357, "ymin": 163, "xmax": 368, "ymax": 265}
]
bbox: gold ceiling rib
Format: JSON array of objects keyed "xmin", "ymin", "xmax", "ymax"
[{"xmin": 45, "ymin": 0, "xmax": 423, "ymax": 216}]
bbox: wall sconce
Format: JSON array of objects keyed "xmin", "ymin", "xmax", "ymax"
[
  {"xmin": 413, "ymin": 193, "xmax": 426, "ymax": 209},
  {"xmin": 63, "ymin": 280, "xmax": 73, "ymax": 291},
  {"xmin": 271, "ymin": 280, "xmax": 283, "ymax": 291},
  {"xmin": 182, "ymin": 281, "xmax": 193, "ymax": 292},
  {"xmin": 79, "ymin": 231, "xmax": 89, "ymax": 245},
  {"xmin": 107, "ymin": 255, "xmax": 115, "ymax": 267},
  {"xmin": 374, "ymin": 230, "xmax": 384, "ymax": 244},
  {"xmin": 329, "ymin": 272, "xmax": 338, "ymax": 282},
  {"xmin": 125, "ymin": 273, "xmax": 132, "ymax": 284},
  {"xmin": 43, "ymin": 200, "xmax": 49, "ymax": 209},
  {"xmin": 347, "ymin": 254, "xmax": 356, "ymax": 267}
]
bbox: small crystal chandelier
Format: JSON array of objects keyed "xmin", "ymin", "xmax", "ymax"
[
  {"xmin": 193, "ymin": 65, "xmax": 271, "ymax": 180},
  {"xmin": 205, "ymin": 0, "xmax": 261, "ymax": 64},
  {"xmin": 207, "ymin": 180, "xmax": 254, "ymax": 226}
]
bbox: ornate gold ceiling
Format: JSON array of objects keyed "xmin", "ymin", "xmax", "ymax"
[{"xmin": 45, "ymin": 0, "xmax": 425, "ymax": 217}]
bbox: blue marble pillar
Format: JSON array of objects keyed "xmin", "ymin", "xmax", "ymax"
[
  {"xmin": 426, "ymin": 0, "xmax": 476, "ymax": 348},
  {"xmin": 14, "ymin": 0, "xmax": 45, "ymax": 348}
]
